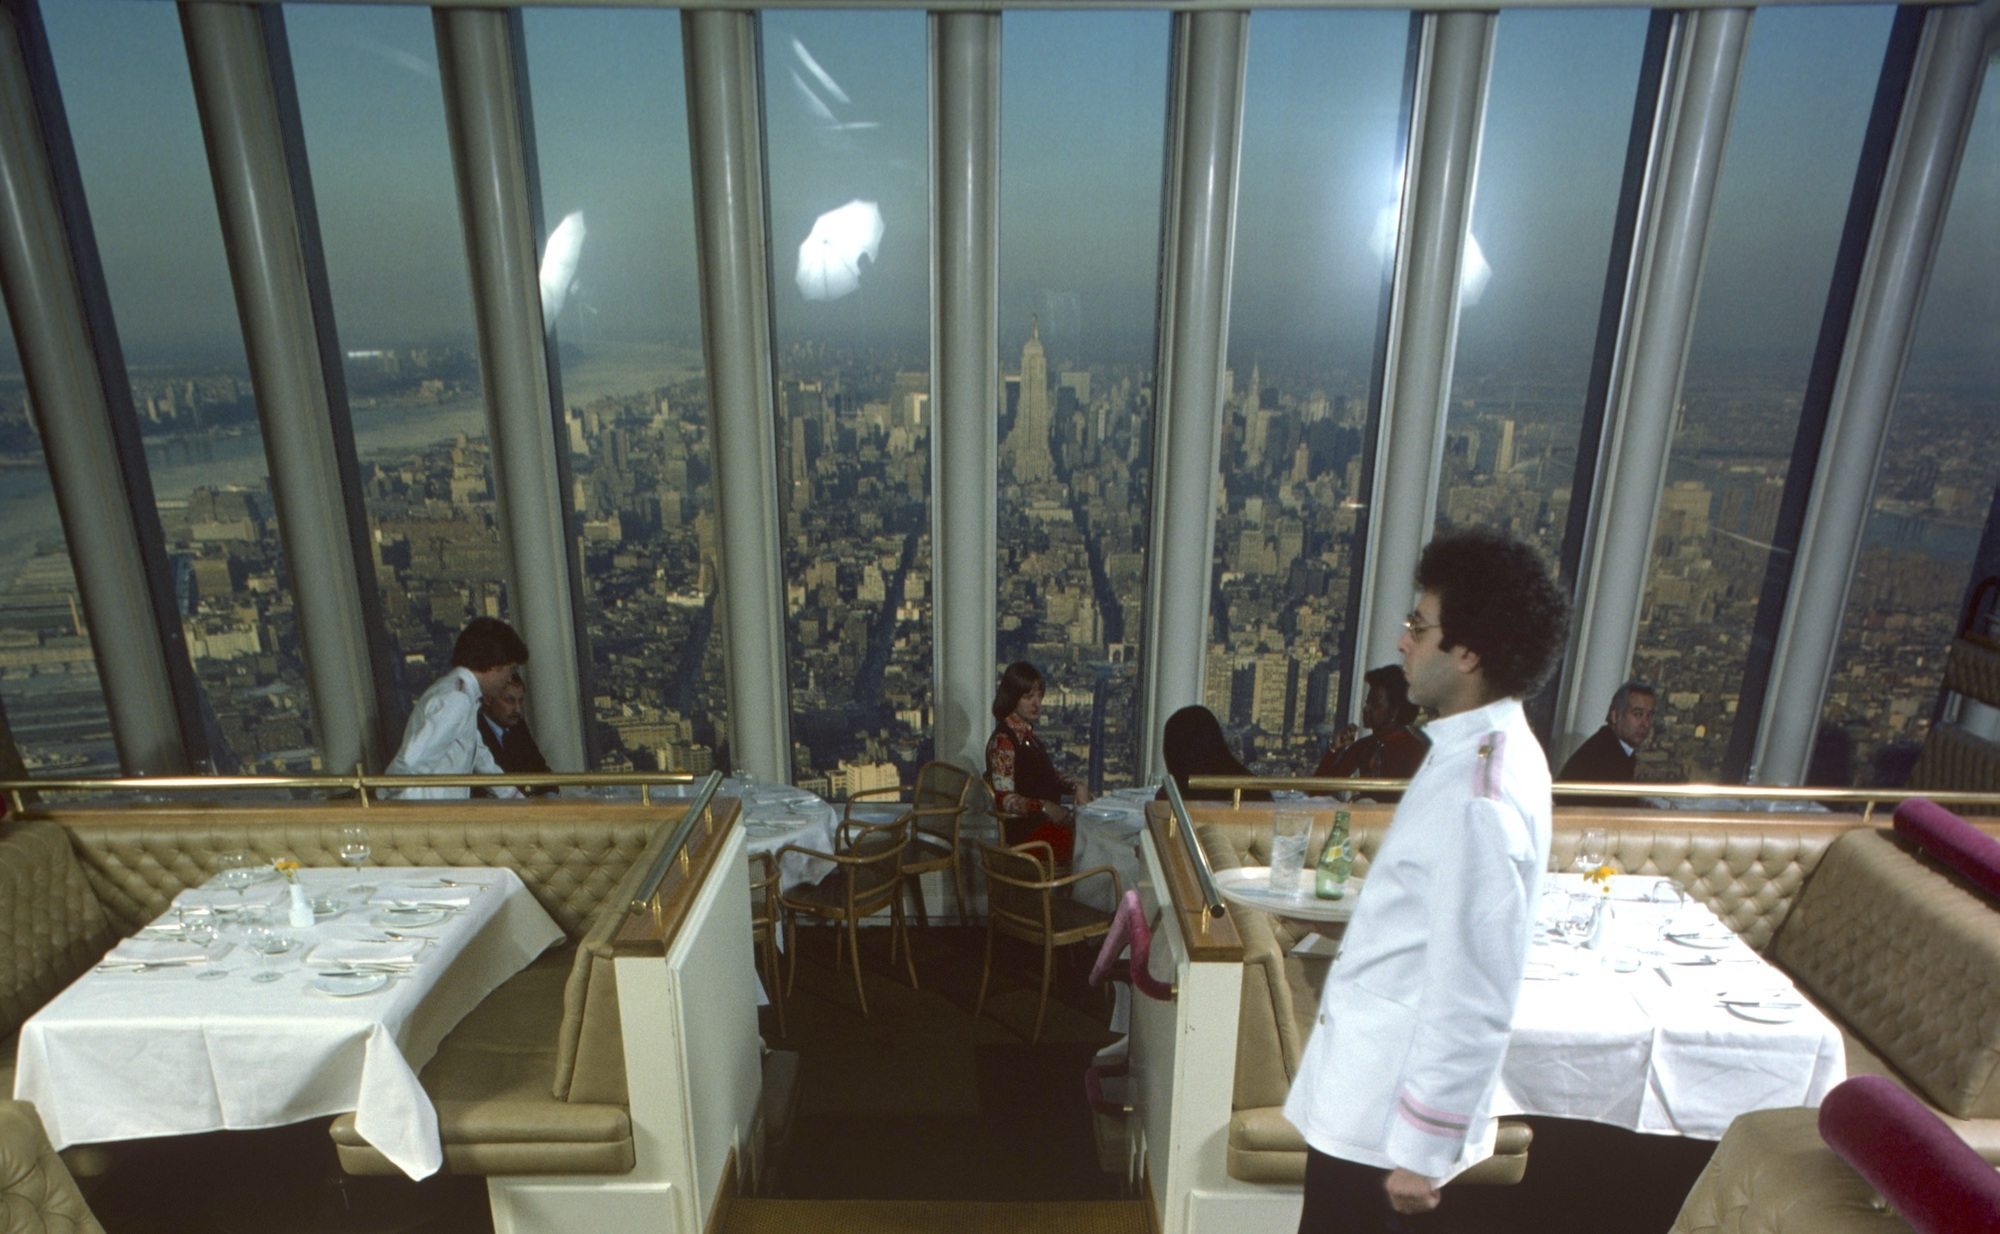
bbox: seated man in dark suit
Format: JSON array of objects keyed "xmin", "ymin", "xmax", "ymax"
[
  {"xmin": 1314, "ymin": 664, "xmax": 1431, "ymax": 791},
  {"xmin": 1557, "ymin": 680, "xmax": 1656, "ymax": 795},
  {"xmin": 478, "ymin": 672, "xmax": 557, "ymax": 797}
]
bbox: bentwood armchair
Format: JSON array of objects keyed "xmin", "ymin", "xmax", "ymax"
[
  {"xmin": 844, "ymin": 760, "xmax": 976, "ymax": 927},
  {"xmin": 777, "ymin": 816, "xmax": 918, "ymax": 1016},
  {"xmin": 747, "ymin": 852, "xmax": 786, "ymax": 1038},
  {"xmin": 974, "ymin": 840, "xmax": 1121, "ymax": 1042}
]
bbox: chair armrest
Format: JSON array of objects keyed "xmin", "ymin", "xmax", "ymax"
[
  {"xmin": 774, "ymin": 843, "xmax": 837, "ymax": 865},
  {"xmin": 1054, "ymin": 863, "xmax": 1121, "ymax": 895},
  {"xmin": 1819, "ymin": 1074, "xmax": 2000, "ymax": 1234}
]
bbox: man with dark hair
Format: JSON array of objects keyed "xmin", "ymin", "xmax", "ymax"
[
  {"xmin": 385, "ymin": 618, "xmax": 530, "ymax": 800},
  {"xmin": 478, "ymin": 672, "xmax": 557, "ymax": 797},
  {"xmin": 1314, "ymin": 664, "xmax": 1431, "ymax": 786},
  {"xmin": 1286, "ymin": 528, "xmax": 1567, "ymax": 1231},
  {"xmin": 1558, "ymin": 680, "xmax": 1656, "ymax": 786}
]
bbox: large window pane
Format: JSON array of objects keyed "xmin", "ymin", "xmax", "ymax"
[
  {"xmin": 763, "ymin": 11, "xmax": 931, "ymax": 798},
  {"xmin": 997, "ymin": 12, "xmax": 1168, "ymax": 792},
  {"xmin": 1633, "ymin": 7, "xmax": 1895, "ymax": 781},
  {"xmin": 287, "ymin": 6, "xmax": 492, "ymax": 716},
  {"xmin": 45, "ymin": 0, "xmax": 313, "ymax": 771},
  {"xmin": 524, "ymin": 9, "xmax": 719, "ymax": 775},
  {"xmin": 1819, "ymin": 56, "xmax": 2000, "ymax": 787},
  {"xmin": 1439, "ymin": 13, "xmax": 1649, "ymax": 553},
  {"xmin": 1219, "ymin": 11, "xmax": 1406, "ymax": 774},
  {"xmin": 0, "ymin": 302, "xmax": 118, "ymax": 775}
]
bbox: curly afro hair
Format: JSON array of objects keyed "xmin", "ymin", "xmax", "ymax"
[{"xmin": 1415, "ymin": 529, "xmax": 1568, "ymax": 700}]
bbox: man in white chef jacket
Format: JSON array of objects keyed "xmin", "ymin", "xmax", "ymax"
[{"xmin": 1285, "ymin": 529, "xmax": 1568, "ymax": 1230}]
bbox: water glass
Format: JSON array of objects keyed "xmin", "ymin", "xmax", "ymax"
[
  {"xmin": 338, "ymin": 825, "xmax": 374, "ymax": 894},
  {"xmin": 1268, "ymin": 811, "xmax": 1312, "ymax": 892},
  {"xmin": 1574, "ymin": 826, "xmax": 1608, "ymax": 874}
]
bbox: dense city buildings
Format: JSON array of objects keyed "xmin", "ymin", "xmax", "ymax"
[{"xmin": 0, "ymin": 337, "xmax": 1990, "ymax": 793}]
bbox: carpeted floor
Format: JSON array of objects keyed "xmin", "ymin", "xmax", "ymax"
[{"xmin": 721, "ymin": 1198, "xmax": 1148, "ymax": 1234}]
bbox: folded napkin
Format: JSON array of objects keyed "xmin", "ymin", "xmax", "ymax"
[
  {"xmin": 102, "ymin": 938, "xmax": 212, "ymax": 967},
  {"xmin": 306, "ymin": 938, "xmax": 424, "ymax": 968},
  {"xmin": 367, "ymin": 883, "xmax": 477, "ymax": 909}
]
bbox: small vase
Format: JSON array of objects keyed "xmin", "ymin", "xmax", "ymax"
[
  {"xmin": 287, "ymin": 882, "xmax": 314, "ymax": 928},
  {"xmin": 1584, "ymin": 897, "xmax": 1609, "ymax": 950}
]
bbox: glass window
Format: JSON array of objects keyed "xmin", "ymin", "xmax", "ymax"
[
  {"xmin": 762, "ymin": 10, "xmax": 930, "ymax": 798},
  {"xmin": 287, "ymin": 5, "xmax": 494, "ymax": 715},
  {"xmin": 1818, "ymin": 55, "xmax": 2000, "ymax": 787},
  {"xmin": 1439, "ymin": 12, "xmax": 1649, "ymax": 554},
  {"xmin": 0, "ymin": 297, "xmax": 119, "ymax": 775},
  {"xmin": 1220, "ymin": 11, "xmax": 1407, "ymax": 774},
  {"xmin": 523, "ymin": 9, "xmax": 719, "ymax": 775},
  {"xmin": 44, "ymin": 0, "xmax": 313, "ymax": 772},
  {"xmin": 1632, "ymin": 7, "xmax": 1896, "ymax": 782},
  {"xmin": 996, "ymin": 11, "xmax": 1169, "ymax": 793}
]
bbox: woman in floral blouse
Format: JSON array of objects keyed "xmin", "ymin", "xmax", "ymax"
[{"xmin": 985, "ymin": 661, "xmax": 1092, "ymax": 862}]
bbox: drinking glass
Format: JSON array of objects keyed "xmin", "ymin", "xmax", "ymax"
[
  {"xmin": 243, "ymin": 923, "xmax": 290, "ymax": 983},
  {"xmin": 337, "ymin": 825, "xmax": 374, "ymax": 895},
  {"xmin": 1268, "ymin": 811, "xmax": 1312, "ymax": 892},
  {"xmin": 1560, "ymin": 890, "xmax": 1600, "ymax": 947},
  {"xmin": 1574, "ymin": 827, "xmax": 1609, "ymax": 874},
  {"xmin": 213, "ymin": 850, "xmax": 258, "ymax": 915}
]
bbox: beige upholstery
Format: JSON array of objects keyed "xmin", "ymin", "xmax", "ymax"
[
  {"xmin": 1910, "ymin": 724, "xmax": 2000, "ymax": 808},
  {"xmin": 0, "ymin": 823, "xmax": 116, "ymax": 1040},
  {"xmin": 1668, "ymin": 1107, "xmax": 1913, "ymax": 1234},
  {"xmin": 1769, "ymin": 829, "xmax": 2000, "ymax": 1123},
  {"xmin": 0, "ymin": 1101, "xmax": 103, "ymax": 1234}
]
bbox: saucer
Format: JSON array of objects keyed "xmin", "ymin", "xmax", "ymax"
[
  {"xmin": 1725, "ymin": 1002, "xmax": 1800, "ymax": 1024},
  {"xmin": 313, "ymin": 972, "xmax": 390, "ymax": 997}
]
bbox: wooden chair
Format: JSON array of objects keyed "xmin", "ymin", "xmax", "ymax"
[
  {"xmin": 747, "ymin": 851, "xmax": 785, "ymax": 1038},
  {"xmin": 974, "ymin": 840, "xmax": 1121, "ymax": 1042},
  {"xmin": 777, "ymin": 816, "xmax": 917, "ymax": 1015},
  {"xmin": 845, "ymin": 760, "xmax": 976, "ymax": 926}
]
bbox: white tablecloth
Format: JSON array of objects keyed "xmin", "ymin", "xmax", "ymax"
[
  {"xmin": 1073, "ymin": 787, "xmax": 1160, "ymax": 911},
  {"xmin": 654, "ymin": 777, "xmax": 839, "ymax": 892},
  {"xmin": 13, "ymin": 866, "xmax": 564, "ymax": 1179},
  {"xmin": 1492, "ymin": 874, "xmax": 1846, "ymax": 1138}
]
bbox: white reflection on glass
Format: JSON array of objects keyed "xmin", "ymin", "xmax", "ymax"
[
  {"xmin": 789, "ymin": 38, "xmax": 878, "ymax": 132},
  {"xmin": 539, "ymin": 210, "xmax": 587, "ymax": 326},
  {"xmin": 1371, "ymin": 200, "xmax": 1492, "ymax": 305},
  {"xmin": 796, "ymin": 199, "xmax": 884, "ymax": 302}
]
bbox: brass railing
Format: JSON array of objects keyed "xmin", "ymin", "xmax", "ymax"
[{"xmin": 0, "ymin": 768, "xmax": 711, "ymax": 815}]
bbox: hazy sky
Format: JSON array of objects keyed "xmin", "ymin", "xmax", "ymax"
[{"xmin": 9, "ymin": 1, "xmax": 1997, "ymax": 381}]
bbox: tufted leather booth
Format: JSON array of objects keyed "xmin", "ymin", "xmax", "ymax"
[
  {"xmin": 6, "ymin": 801, "xmax": 688, "ymax": 1179},
  {"xmin": 0, "ymin": 1101, "xmax": 101, "ymax": 1234},
  {"xmin": 1190, "ymin": 807, "xmax": 1880, "ymax": 1190}
]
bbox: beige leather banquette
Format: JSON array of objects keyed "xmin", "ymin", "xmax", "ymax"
[
  {"xmin": 1188, "ymin": 806, "xmax": 1872, "ymax": 1188},
  {"xmin": 1, "ymin": 800, "xmax": 698, "ymax": 1178}
]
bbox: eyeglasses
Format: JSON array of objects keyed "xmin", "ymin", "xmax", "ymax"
[{"xmin": 1402, "ymin": 611, "xmax": 1438, "ymax": 639}]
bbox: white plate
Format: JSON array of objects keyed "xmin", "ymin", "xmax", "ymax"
[
  {"xmin": 312, "ymin": 899, "xmax": 348, "ymax": 919},
  {"xmin": 313, "ymin": 972, "xmax": 390, "ymax": 997},
  {"xmin": 372, "ymin": 907, "xmax": 447, "ymax": 928},
  {"xmin": 1212, "ymin": 867, "xmax": 1364, "ymax": 923},
  {"xmin": 1725, "ymin": 1001, "xmax": 1799, "ymax": 1024},
  {"xmin": 1665, "ymin": 931, "xmax": 1734, "ymax": 950}
]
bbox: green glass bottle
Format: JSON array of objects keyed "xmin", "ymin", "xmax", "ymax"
[{"xmin": 1315, "ymin": 810, "xmax": 1352, "ymax": 900}]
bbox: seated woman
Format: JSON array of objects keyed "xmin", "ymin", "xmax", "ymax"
[
  {"xmin": 985, "ymin": 661, "xmax": 1092, "ymax": 863},
  {"xmin": 1159, "ymin": 705, "xmax": 1268, "ymax": 803}
]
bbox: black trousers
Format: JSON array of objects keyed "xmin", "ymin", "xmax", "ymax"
[{"xmin": 1297, "ymin": 1148, "xmax": 1468, "ymax": 1234}]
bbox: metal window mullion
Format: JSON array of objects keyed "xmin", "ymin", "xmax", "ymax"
[
  {"xmin": 930, "ymin": 12, "xmax": 999, "ymax": 777},
  {"xmin": 1553, "ymin": 9, "xmax": 1748, "ymax": 760},
  {"xmin": 1352, "ymin": 11, "xmax": 1493, "ymax": 716},
  {"xmin": 1750, "ymin": 6, "xmax": 1989, "ymax": 785},
  {"xmin": 0, "ymin": 0, "xmax": 197, "ymax": 773},
  {"xmin": 683, "ymin": 10, "xmax": 790, "ymax": 782},
  {"xmin": 180, "ymin": 1, "xmax": 387, "ymax": 774},
  {"xmin": 433, "ymin": 7, "xmax": 586, "ymax": 770},
  {"xmin": 1140, "ymin": 9, "xmax": 1247, "ymax": 781}
]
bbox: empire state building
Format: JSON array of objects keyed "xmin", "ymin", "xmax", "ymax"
[{"xmin": 1002, "ymin": 316, "xmax": 1057, "ymax": 484}]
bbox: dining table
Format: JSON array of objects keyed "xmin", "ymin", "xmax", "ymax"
[
  {"xmin": 1490, "ymin": 872, "xmax": 1847, "ymax": 1138},
  {"xmin": 11, "ymin": 865, "xmax": 565, "ymax": 1180},
  {"xmin": 652, "ymin": 775, "xmax": 840, "ymax": 894}
]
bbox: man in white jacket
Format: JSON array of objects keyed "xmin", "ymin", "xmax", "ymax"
[{"xmin": 1285, "ymin": 529, "xmax": 1567, "ymax": 1230}]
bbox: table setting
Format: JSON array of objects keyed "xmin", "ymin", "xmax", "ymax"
[
  {"xmin": 657, "ymin": 774, "xmax": 840, "ymax": 893},
  {"xmin": 13, "ymin": 849, "xmax": 566, "ymax": 1179},
  {"xmin": 1073, "ymin": 786, "xmax": 1163, "ymax": 911}
]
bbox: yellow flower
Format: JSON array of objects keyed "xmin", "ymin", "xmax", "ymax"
[
  {"xmin": 273, "ymin": 858, "xmax": 301, "ymax": 883},
  {"xmin": 1584, "ymin": 863, "xmax": 1617, "ymax": 891}
]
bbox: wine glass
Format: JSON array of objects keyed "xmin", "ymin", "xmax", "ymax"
[
  {"xmin": 1574, "ymin": 827, "xmax": 1608, "ymax": 875},
  {"xmin": 337, "ymin": 825, "xmax": 374, "ymax": 896},
  {"xmin": 213, "ymin": 849, "xmax": 258, "ymax": 916},
  {"xmin": 242, "ymin": 922, "xmax": 290, "ymax": 983}
]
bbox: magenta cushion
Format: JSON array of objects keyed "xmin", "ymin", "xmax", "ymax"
[
  {"xmin": 1818, "ymin": 1075, "xmax": 2000, "ymax": 1234},
  {"xmin": 1893, "ymin": 797, "xmax": 2000, "ymax": 901}
]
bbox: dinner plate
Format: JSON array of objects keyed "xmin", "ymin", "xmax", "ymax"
[
  {"xmin": 313, "ymin": 972, "xmax": 390, "ymax": 997},
  {"xmin": 1725, "ymin": 1001, "xmax": 1799, "ymax": 1024},
  {"xmin": 372, "ymin": 907, "xmax": 447, "ymax": 928},
  {"xmin": 1665, "ymin": 931, "xmax": 1734, "ymax": 950},
  {"xmin": 312, "ymin": 898, "xmax": 348, "ymax": 919},
  {"xmin": 1212, "ymin": 867, "xmax": 1364, "ymax": 923}
]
